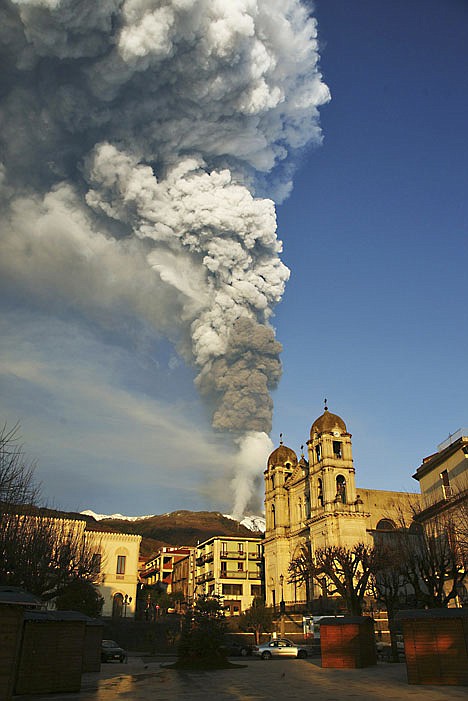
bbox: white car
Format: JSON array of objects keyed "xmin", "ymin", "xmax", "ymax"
[{"xmin": 253, "ymin": 638, "xmax": 308, "ymax": 660}]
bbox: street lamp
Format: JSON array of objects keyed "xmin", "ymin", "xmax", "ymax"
[
  {"xmin": 123, "ymin": 594, "xmax": 132, "ymax": 618},
  {"xmin": 279, "ymin": 574, "xmax": 285, "ymax": 614}
]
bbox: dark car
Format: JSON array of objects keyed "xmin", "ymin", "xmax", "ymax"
[
  {"xmin": 101, "ymin": 639, "xmax": 127, "ymax": 663},
  {"xmin": 223, "ymin": 640, "xmax": 253, "ymax": 657}
]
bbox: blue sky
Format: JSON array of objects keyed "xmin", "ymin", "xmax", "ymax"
[
  {"xmin": 273, "ymin": 0, "xmax": 468, "ymax": 493},
  {"xmin": 0, "ymin": 0, "xmax": 467, "ymax": 516}
]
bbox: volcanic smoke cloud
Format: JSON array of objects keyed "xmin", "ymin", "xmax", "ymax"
[{"xmin": 0, "ymin": 0, "xmax": 329, "ymax": 516}]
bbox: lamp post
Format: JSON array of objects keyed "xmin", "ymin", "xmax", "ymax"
[
  {"xmin": 279, "ymin": 574, "xmax": 285, "ymax": 637},
  {"xmin": 123, "ymin": 594, "xmax": 132, "ymax": 618}
]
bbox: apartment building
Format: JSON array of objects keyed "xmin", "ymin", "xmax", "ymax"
[
  {"xmin": 194, "ymin": 536, "xmax": 264, "ymax": 615},
  {"xmin": 141, "ymin": 546, "xmax": 194, "ymax": 592}
]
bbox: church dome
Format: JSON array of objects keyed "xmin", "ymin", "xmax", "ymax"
[
  {"xmin": 268, "ymin": 442, "xmax": 298, "ymax": 469},
  {"xmin": 310, "ymin": 408, "xmax": 347, "ymax": 438}
]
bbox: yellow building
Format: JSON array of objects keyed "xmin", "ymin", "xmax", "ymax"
[
  {"xmin": 413, "ymin": 428, "xmax": 468, "ymax": 508},
  {"xmin": 263, "ymin": 406, "xmax": 419, "ymax": 609},
  {"xmin": 85, "ymin": 522, "xmax": 141, "ymax": 618},
  {"xmin": 195, "ymin": 536, "xmax": 263, "ymax": 615},
  {"xmin": 412, "ymin": 429, "xmax": 468, "ymax": 605}
]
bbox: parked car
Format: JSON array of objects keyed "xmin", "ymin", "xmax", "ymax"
[
  {"xmin": 223, "ymin": 640, "xmax": 253, "ymax": 657},
  {"xmin": 101, "ymin": 639, "xmax": 127, "ymax": 663},
  {"xmin": 253, "ymin": 638, "xmax": 308, "ymax": 660}
]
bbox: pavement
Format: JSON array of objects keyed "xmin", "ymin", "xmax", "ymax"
[{"xmin": 13, "ymin": 654, "xmax": 468, "ymax": 701}]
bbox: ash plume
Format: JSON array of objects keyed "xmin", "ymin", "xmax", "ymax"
[{"xmin": 0, "ymin": 0, "xmax": 329, "ymax": 515}]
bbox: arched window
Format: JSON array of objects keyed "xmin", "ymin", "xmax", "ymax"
[
  {"xmin": 297, "ymin": 498, "xmax": 302, "ymax": 521},
  {"xmin": 336, "ymin": 475, "xmax": 346, "ymax": 503},
  {"xmin": 305, "ymin": 494, "xmax": 311, "ymax": 518},
  {"xmin": 271, "ymin": 504, "xmax": 276, "ymax": 528},
  {"xmin": 112, "ymin": 592, "xmax": 123, "ymax": 618},
  {"xmin": 271, "ymin": 473, "xmax": 275, "ymax": 490},
  {"xmin": 376, "ymin": 518, "xmax": 396, "ymax": 531},
  {"xmin": 317, "ymin": 478, "xmax": 324, "ymax": 507},
  {"xmin": 315, "ymin": 444, "xmax": 321, "ymax": 462}
]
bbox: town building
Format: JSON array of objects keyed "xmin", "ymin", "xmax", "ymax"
[
  {"xmin": 140, "ymin": 546, "xmax": 194, "ymax": 592},
  {"xmin": 194, "ymin": 536, "xmax": 264, "ymax": 615},
  {"xmin": 84, "ymin": 521, "xmax": 141, "ymax": 618},
  {"xmin": 172, "ymin": 550, "xmax": 197, "ymax": 610},
  {"xmin": 263, "ymin": 405, "xmax": 420, "ymax": 609},
  {"xmin": 412, "ymin": 428, "xmax": 468, "ymax": 605},
  {"xmin": 413, "ymin": 428, "xmax": 468, "ymax": 509}
]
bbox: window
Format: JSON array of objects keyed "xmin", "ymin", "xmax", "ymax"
[
  {"xmin": 116, "ymin": 555, "xmax": 126, "ymax": 575},
  {"xmin": 440, "ymin": 469, "xmax": 453, "ymax": 499},
  {"xmin": 238, "ymin": 542, "xmax": 244, "ymax": 555},
  {"xmin": 221, "ymin": 541, "xmax": 228, "ymax": 556},
  {"xmin": 237, "ymin": 561, "xmax": 244, "ymax": 571},
  {"xmin": 335, "ymin": 475, "xmax": 346, "ymax": 503},
  {"xmin": 315, "ymin": 444, "xmax": 321, "ymax": 462},
  {"xmin": 271, "ymin": 504, "xmax": 276, "ymax": 528},
  {"xmin": 333, "ymin": 441, "xmax": 342, "ymax": 459},
  {"xmin": 222, "ymin": 583, "xmax": 242, "ymax": 596},
  {"xmin": 271, "ymin": 474, "xmax": 275, "ymax": 489},
  {"xmin": 318, "ymin": 478, "xmax": 324, "ymax": 507},
  {"xmin": 92, "ymin": 553, "xmax": 102, "ymax": 573},
  {"xmin": 251, "ymin": 584, "xmax": 262, "ymax": 597},
  {"xmin": 376, "ymin": 519, "xmax": 396, "ymax": 531}
]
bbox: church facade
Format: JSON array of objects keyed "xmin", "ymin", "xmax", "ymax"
[{"xmin": 262, "ymin": 406, "xmax": 420, "ymax": 609}]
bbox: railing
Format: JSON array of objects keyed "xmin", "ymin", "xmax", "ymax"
[
  {"xmin": 220, "ymin": 550, "xmax": 246, "ymax": 559},
  {"xmin": 247, "ymin": 571, "xmax": 262, "ymax": 580},
  {"xmin": 196, "ymin": 570, "xmax": 214, "ymax": 583},
  {"xmin": 248, "ymin": 552, "xmax": 262, "ymax": 560},
  {"xmin": 219, "ymin": 570, "xmax": 247, "ymax": 579}
]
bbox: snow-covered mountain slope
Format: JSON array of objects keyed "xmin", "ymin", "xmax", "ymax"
[
  {"xmin": 81, "ymin": 509, "xmax": 265, "ymax": 532},
  {"xmin": 81, "ymin": 509, "xmax": 155, "ymax": 522}
]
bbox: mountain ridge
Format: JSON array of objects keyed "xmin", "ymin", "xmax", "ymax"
[{"xmin": 81, "ymin": 509, "xmax": 265, "ymax": 558}]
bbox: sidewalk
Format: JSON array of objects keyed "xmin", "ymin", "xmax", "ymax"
[{"xmin": 14, "ymin": 655, "xmax": 468, "ymax": 701}]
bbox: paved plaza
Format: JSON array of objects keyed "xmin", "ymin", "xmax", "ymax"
[{"xmin": 14, "ymin": 654, "xmax": 468, "ymax": 701}]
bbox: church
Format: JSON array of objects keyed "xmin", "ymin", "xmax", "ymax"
[{"xmin": 262, "ymin": 404, "xmax": 419, "ymax": 609}]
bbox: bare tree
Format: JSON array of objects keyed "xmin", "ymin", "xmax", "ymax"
[
  {"xmin": 371, "ymin": 533, "xmax": 412, "ymax": 661},
  {"xmin": 288, "ymin": 541, "xmax": 314, "ymax": 605},
  {"xmin": 0, "ymin": 423, "xmax": 102, "ymax": 600},
  {"xmin": 289, "ymin": 543, "xmax": 375, "ymax": 616},
  {"xmin": 401, "ymin": 517, "xmax": 466, "ymax": 608},
  {"xmin": 0, "ymin": 422, "xmax": 40, "ymax": 506},
  {"xmin": 382, "ymin": 494, "xmax": 467, "ymax": 609}
]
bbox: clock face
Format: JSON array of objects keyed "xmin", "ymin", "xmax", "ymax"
[{"xmin": 333, "ymin": 431, "xmax": 340, "ymax": 437}]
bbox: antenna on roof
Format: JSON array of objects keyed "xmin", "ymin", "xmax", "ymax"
[
  {"xmin": 324, "ymin": 398, "xmax": 328, "ymax": 411},
  {"xmin": 279, "ymin": 432, "xmax": 283, "ymax": 445}
]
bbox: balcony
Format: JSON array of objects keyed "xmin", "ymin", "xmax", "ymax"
[
  {"xmin": 247, "ymin": 571, "xmax": 262, "ymax": 580},
  {"xmin": 219, "ymin": 570, "xmax": 247, "ymax": 579},
  {"xmin": 220, "ymin": 550, "xmax": 246, "ymax": 559},
  {"xmin": 248, "ymin": 552, "xmax": 262, "ymax": 561},
  {"xmin": 195, "ymin": 570, "xmax": 214, "ymax": 583}
]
